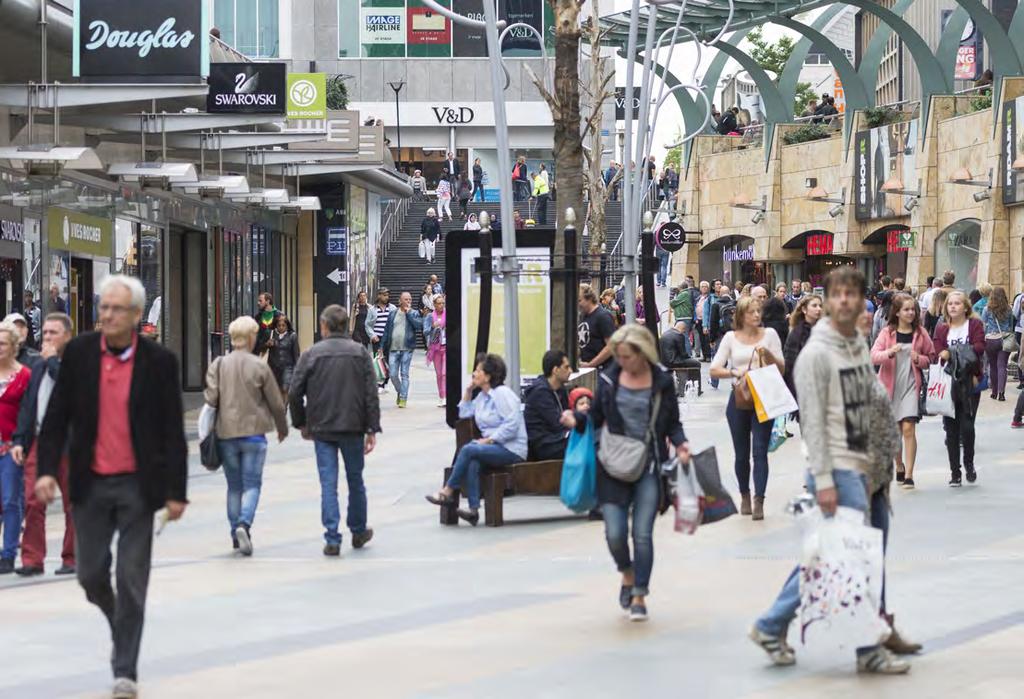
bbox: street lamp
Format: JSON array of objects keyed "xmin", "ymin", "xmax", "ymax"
[{"xmin": 387, "ymin": 80, "xmax": 406, "ymax": 171}]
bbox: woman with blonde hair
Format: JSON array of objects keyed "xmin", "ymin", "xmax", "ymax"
[
  {"xmin": 924, "ymin": 288, "xmax": 947, "ymax": 337},
  {"xmin": 205, "ymin": 316, "xmax": 289, "ymax": 555},
  {"xmin": 0, "ymin": 320, "xmax": 32, "ymax": 573},
  {"xmin": 710, "ymin": 295, "xmax": 784, "ymax": 520},
  {"xmin": 981, "ymin": 286, "xmax": 1014, "ymax": 400},
  {"xmin": 560, "ymin": 323, "xmax": 689, "ymax": 621}
]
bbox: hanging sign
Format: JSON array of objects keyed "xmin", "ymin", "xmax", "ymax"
[
  {"xmin": 73, "ymin": 0, "xmax": 209, "ymax": 80},
  {"xmin": 655, "ymin": 221, "xmax": 686, "ymax": 253},
  {"xmin": 805, "ymin": 233, "xmax": 834, "ymax": 256},
  {"xmin": 287, "ymin": 73, "xmax": 327, "ymax": 120},
  {"xmin": 47, "ymin": 208, "xmax": 112, "ymax": 257},
  {"xmin": 887, "ymin": 229, "xmax": 916, "ymax": 253},
  {"xmin": 207, "ymin": 63, "xmax": 286, "ymax": 114},
  {"xmin": 326, "ymin": 227, "xmax": 348, "ymax": 256}
]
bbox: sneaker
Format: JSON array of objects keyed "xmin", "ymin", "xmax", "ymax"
[
  {"xmin": 856, "ymin": 646, "xmax": 911, "ymax": 674},
  {"xmin": 323, "ymin": 543, "xmax": 341, "ymax": 557},
  {"xmin": 396, "ymin": 395, "xmax": 401, "ymax": 406},
  {"xmin": 748, "ymin": 625, "xmax": 796, "ymax": 666},
  {"xmin": 901, "ymin": 478, "xmax": 915, "ymax": 489},
  {"xmin": 1011, "ymin": 420, "xmax": 1024, "ymax": 428},
  {"xmin": 111, "ymin": 677, "xmax": 138, "ymax": 699},
  {"xmin": 619, "ymin": 586, "xmax": 631, "ymax": 610},
  {"xmin": 949, "ymin": 473, "xmax": 962, "ymax": 488},
  {"xmin": 54, "ymin": 564, "xmax": 76, "ymax": 576},
  {"xmin": 0, "ymin": 559, "xmax": 13, "ymax": 575},
  {"xmin": 437, "ymin": 399, "xmax": 446, "ymax": 407},
  {"xmin": 14, "ymin": 565, "xmax": 44, "ymax": 577},
  {"xmin": 398, "ymin": 398, "xmax": 408, "ymax": 408},
  {"xmin": 965, "ymin": 467, "xmax": 977, "ymax": 484},
  {"xmin": 629, "ymin": 603, "xmax": 648, "ymax": 622},
  {"xmin": 896, "ymin": 469, "xmax": 905, "ymax": 484},
  {"xmin": 235, "ymin": 525, "xmax": 253, "ymax": 556},
  {"xmin": 352, "ymin": 528, "xmax": 374, "ymax": 549}
]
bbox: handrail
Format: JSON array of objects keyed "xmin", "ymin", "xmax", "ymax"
[{"xmin": 376, "ymin": 197, "xmax": 409, "ymax": 285}]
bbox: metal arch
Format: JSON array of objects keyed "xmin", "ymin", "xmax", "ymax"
[
  {"xmin": 418, "ymin": 0, "xmax": 504, "ymax": 30},
  {"xmin": 777, "ymin": 3, "xmax": 846, "ymax": 115},
  {"xmin": 644, "ymin": 59, "xmax": 712, "ymax": 173},
  {"xmin": 1011, "ymin": 3, "xmax": 1024, "ymax": 51},
  {"xmin": 497, "ymin": 22, "xmax": 552, "ymax": 93},
  {"xmin": 698, "ymin": 30, "xmax": 744, "ymax": 128},
  {"xmin": 708, "ymin": 38, "xmax": 792, "ymax": 123},
  {"xmin": 936, "ymin": 8, "xmax": 971, "ymax": 94},
  {"xmin": 770, "ymin": 14, "xmax": 870, "ymax": 148}
]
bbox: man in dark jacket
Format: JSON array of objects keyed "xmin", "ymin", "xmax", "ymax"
[
  {"xmin": 717, "ymin": 107, "xmax": 738, "ymax": 135},
  {"xmin": 34, "ymin": 276, "xmax": 187, "ymax": 699},
  {"xmin": 290, "ymin": 304, "xmax": 381, "ymax": 556},
  {"xmin": 12, "ymin": 312, "xmax": 75, "ymax": 577},
  {"xmin": 524, "ymin": 350, "xmax": 572, "ymax": 460},
  {"xmin": 253, "ymin": 292, "xmax": 282, "ymax": 356}
]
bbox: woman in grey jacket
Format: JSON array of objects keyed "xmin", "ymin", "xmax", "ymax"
[{"xmin": 205, "ymin": 316, "xmax": 289, "ymax": 556}]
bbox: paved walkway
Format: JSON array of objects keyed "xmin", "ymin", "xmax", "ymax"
[{"xmin": 2, "ymin": 355, "xmax": 1022, "ymax": 698}]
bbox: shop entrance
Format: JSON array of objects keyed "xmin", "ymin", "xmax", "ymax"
[
  {"xmin": 69, "ymin": 258, "xmax": 95, "ymax": 334},
  {"xmin": 166, "ymin": 227, "xmax": 207, "ymax": 391}
]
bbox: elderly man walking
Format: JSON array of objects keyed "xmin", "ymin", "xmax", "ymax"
[
  {"xmin": 290, "ymin": 304, "xmax": 381, "ymax": 556},
  {"xmin": 34, "ymin": 275, "xmax": 188, "ymax": 699}
]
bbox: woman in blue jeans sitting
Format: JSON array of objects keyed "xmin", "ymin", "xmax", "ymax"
[
  {"xmin": 426, "ymin": 353, "xmax": 527, "ymax": 525},
  {"xmin": 563, "ymin": 324, "xmax": 690, "ymax": 622},
  {"xmin": 204, "ymin": 316, "xmax": 289, "ymax": 555}
]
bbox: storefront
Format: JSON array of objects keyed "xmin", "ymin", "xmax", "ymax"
[
  {"xmin": 864, "ymin": 224, "xmax": 911, "ymax": 280},
  {"xmin": 0, "ymin": 205, "xmax": 27, "ymax": 317},
  {"xmin": 699, "ymin": 235, "xmax": 761, "ymax": 286},
  {"xmin": 935, "ymin": 219, "xmax": 980, "ymax": 290},
  {"xmin": 784, "ymin": 231, "xmax": 859, "ymax": 289},
  {"xmin": 46, "ymin": 207, "xmax": 113, "ymax": 335}
]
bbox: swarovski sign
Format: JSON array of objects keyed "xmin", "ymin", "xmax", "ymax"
[
  {"xmin": 208, "ymin": 63, "xmax": 286, "ymax": 114},
  {"xmin": 432, "ymin": 106, "xmax": 475, "ymax": 125},
  {"xmin": 74, "ymin": 0, "xmax": 209, "ymax": 81}
]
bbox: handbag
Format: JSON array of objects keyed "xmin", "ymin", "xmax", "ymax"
[
  {"xmin": 672, "ymin": 459, "xmax": 703, "ymax": 535},
  {"xmin": 1001, "ymin": 331, "xmax": 1019, "ymax": 354},
  {"xmin": 373, "ymin": 350, "xmax": 389, "ymax": 384},
  {"xmin": 199, "ymin": 359, "xmax": 222, "ymax": 472},
  {"xmin": 560, "ymin": 421, "xmax": 597, "ymax": 513},
  {"xmin": 690, "ymin": 447, "xmax": 737, "ymax": 524},
  {"xmin": 925, "ymin": 363, "xmax": 956, "ymax": 418},
  {"xmin": 598, "ymin": 392, "xmax": 662, "ymax": 483},
  {"xmin": 732, "ymin": 351, "xmax": 758, "ymax": 410}
]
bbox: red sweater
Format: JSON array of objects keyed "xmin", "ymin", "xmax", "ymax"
[
  {"xmin": 0, "ymin": 366, "xmax": 32, "ymax": 441},
  {"xmin": 932, "ymin": 318, "xmax": 986, "ymax": 377}
]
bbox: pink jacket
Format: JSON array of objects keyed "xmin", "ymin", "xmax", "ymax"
[{"xmin": 871, "ymin": 325, "xmax": 935, "ymax": 398}]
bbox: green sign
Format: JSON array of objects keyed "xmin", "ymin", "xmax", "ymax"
[
  {"xmin": 899, "ymin": 230, "xmax": 917, "ymax": 249},
  {"xmin": 287, "ymin": 73, "xmax": 327, "ymax": 120},
  {"xmin": 47, "ymin": 207, "xmax": 112, "ymax": 257}
]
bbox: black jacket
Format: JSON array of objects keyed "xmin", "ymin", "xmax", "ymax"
[
  {"xmin": 473, "ymin": 163, "xmax": 483, "ymax": 181},
  {"xmin": 289, "ymin": 334, "xmax": 382, "ymax": 437},
  {"xmin": 12, "ymin": 356, "xmax": 60, "ymax": 454},
  {"xmin": 708, "ymin": 295, "xmax": 734, "ymax": 342},
  {"xmin": 523, "ymin": 375, "xmax": 568, "ymax": 460},
  {"xmin": 783, "ymin": 321, "xmax": 812, "ymax": 395},
  {"xmin": 762, "ymin": 297, "xmax": 790, "ymax": 346},
  {"xmin": 420, "ymin": 217, "xmax": 442, "ymax": 242},
  {"xmin": 659, "ymin": 329, "xmax": 692, "ymax": 367},
  {"xmin": 717, "ymin": 111, "xmax": 737, "ymax": 134},
  {"xmin": 37, "ymin": 333, "xmax": 188, "ymax": 512}
]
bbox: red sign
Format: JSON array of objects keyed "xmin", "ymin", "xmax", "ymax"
[
  {"xmin": 888, "ymin": 230, "xmax": 907, "ymax": 253},
  {"xmin": 806, "ymin": 233, "xmax": 834, "ymax": 256}
]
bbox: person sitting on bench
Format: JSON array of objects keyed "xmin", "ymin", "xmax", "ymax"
[
  {"xmin": 425, "ymin": 353, "xmax": 527, "ymax": 526},
  {"xmin": 660, "ymin": 320, "xmax": 701, "ymax": 396},
  {"xmin": 524, "ymin": 349, "xmax": 573, "ymax": 461}
]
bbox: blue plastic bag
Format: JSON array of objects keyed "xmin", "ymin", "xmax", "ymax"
[
  {"xmin": 768, "ymin": 415, "xmax": 788, "ymax": 453},
  {"xmin": 560, "ymin": 421, "xmax": 597, "ymax": 513}
]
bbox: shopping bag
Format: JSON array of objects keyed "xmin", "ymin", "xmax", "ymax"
[
  {"xmin": 559, "ymin": 421, "xmax": 597, "ymax": 513},
  {"xmin": 690, "ymin": 447, "xmax": 737, "ymax": 524},
  {"xmin": 373, "ymin": 350, "xmax": 389, "ymax": 384},
  {"xmin": 768, "ymin": 415, "xmax": 788, "ymax": 452},
  {"xmin": 746, "ymin": 364, "xmax": 798, "ymax": 423},
  {"xmin": 925, "ymin": 363, "xmax": 955, "ymax": 418},
  {"xmin": 672, "ymin": 459, "xmax": 703, "ymax": 534},
  {"xmin": 418, "ymin": 239, "xmax": 427, "ymax": 259},
  {"xmin": 197, "ymin": 404, "xmax": 221, "ymax": 472},
  {"xmin": 797, "ymin": 507, "xmax": 889, "ymax": 653}
]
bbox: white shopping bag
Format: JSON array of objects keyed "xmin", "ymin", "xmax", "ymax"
[
  {"xmin": 925, "ymin": 363, "xmax": 955, "ymax": 418},
  {"xmin": 797, "ymin": 507, "xmax": 889, "ymax": 654},
  {"xmin": 197, "ymin": 403, "xmax": 217, "ymax": 442},
  {"xmin": 671, "ymin": 459, "xmax": 703, "ymax": 535},
  {"xmin": 417, "ymin": 239, "xmax": 427, "ymax": 259},
  {"xmin": 746, "ymin": 364, "xmax": 798, "ymax": 423}
]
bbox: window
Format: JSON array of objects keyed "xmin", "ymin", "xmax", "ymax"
[{"xmin": 214, "ymin": 0, "xmax": 280, "ymax": 58}]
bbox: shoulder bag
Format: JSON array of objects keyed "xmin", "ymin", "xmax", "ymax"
[
  {"xmin": 598, "ymin": 392, "xmax": 662, "ymax": 483},
  {"xmin": 199, "ymin": 359, "xmax": 222, "ymax": 471},
  {"xmin": 733, "ymin": 348, "xmax": 760, "ymax": 410}
]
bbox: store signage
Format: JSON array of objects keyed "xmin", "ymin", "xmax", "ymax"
[
  {"xmin": 361, "ymin": 6, "xmax": 405, "ymax": 57},
  {"xmin": 615, "ymin": 87, "xmax": 643, "ymax": 121},
  {"xmin": 1002, "ymin": 96, "xmax": 1024, "ymax": 205},
  {"xmin": 47, "ymin": 208, "xmax": 112, "ymax": 257},
  {"xmin": 287, "ymin": 73, "xmax": 327, "ymax": 120},
  {"xmin": 0, "ymin": 219, "xmax": 23, "ymax": 243},
  {"xmin": 432, "ymin": 106, "xmax": 475, "ymax": 125},
  {"xmin": 887, "ymin": 229, "xmax": 916, "ymax": 253},
  {"xmin": 207, "ymin": 63, "xmax": 286, "ymax": 114},
  {"xmin": 722, "ymin": 244, "xmax": 755, "ymax": 263},
  {"xmin": 326, "ymin": 227, "xmax": 348, "ymax": 256},
  {"xmin": 806, "ymin": 233, "xmax": 834, "ymax": 256},
  {"xmin": 74, "ymin": 0, "xmax": 208, "ymax": 80},
  {"xmin": 655, "ymin": 221, "xmax": 686, "ymax": 253},
  {"xmin": 941, "ymin": 12, "xmax": 983, "ymax": 82},
  {"xmin": 852, "ymin": 118, "xmax": 919, "ymax": 221}
]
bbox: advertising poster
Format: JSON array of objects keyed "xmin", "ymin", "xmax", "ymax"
[
  {"xmin": 361, "ymin": 0, "xmax": 406, "ymax": 58},
  {"xmin": 853, "ymin": 119, "xmax": 919, "ymax": 221},
  {"xmin": 452, "ymin": 0, "xmax": 486, "ymax": 57},
  {"xmin": 942, "ymin": 11, "xmax": 983, "ymax": 82},
  {"xmin": 408, "ymin": 0, "xmax": 451, "ymax": 58},
  {"xmin": 1002, "ymin": 96, "xmax": 1024, "ymax": 205},
  {"xmin": 207, "ymin": 62, "xmax": 286, "ymax": 114},
  {"xmin": 460, "ymin": 248, "xmax": 550, "ymax": 384},
  {"xmin": 500, "ymin": 0, "xmax": 544, "ymax": 56}
]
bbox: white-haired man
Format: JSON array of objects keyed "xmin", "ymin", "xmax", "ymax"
[{"xmin": 35, "ymin": 274, "xmax": 188, "ymax": 699}]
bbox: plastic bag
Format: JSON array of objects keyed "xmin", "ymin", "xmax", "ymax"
[
  {"xmin": 798, "ymin": 506, "xmax": 889, "ymax": 653},
  {"xmin": 768, "ymin": 415, "xmax": 788, "ymax": 452},
  {"xmin": 690, "ymin": 447, "xmax": 737, "ymax": 524},
  {"xmin": 672, "ymin": 459, "xmax": 703, "ymax": 535},
  {"xmin": 418, "ymin": 239, "xmax": 427, "ymax": 259},
  {"xmin": 559, "ymin": 421, "xmax": 597, "ymax": 513},
  {"xmin": 925, "ymin": 363, "xmax": 955, "ymax": 418},
  {"xmin": 374, "ymin": 350, "xmax": 389, "ymax": 384}
]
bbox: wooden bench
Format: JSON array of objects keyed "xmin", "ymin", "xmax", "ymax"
[{"xmin": 440, "ymin": 419, "xmax": 562, "ymax": 527}]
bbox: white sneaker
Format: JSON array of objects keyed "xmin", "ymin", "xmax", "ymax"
[
  {"xmin": 112, "ymin": 678, "xmax": 138, "ymax": 699},
  {"xmin": 857, "ymin": 646, "xmax": 911, "ymax": 674},
  {"xmin": 437, "ymin": 399, "xmax": 447, "ymax": 407},
  {"xmin": 235, "ymin": 525, "xmax": 253, "ymax": 556},
  {"xmin": 748, "ymin": 625, "xmax": 796, "ymax": 666}
]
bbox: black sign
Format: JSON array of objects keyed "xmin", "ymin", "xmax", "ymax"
[
  {"xmin": 452, "ymin": 0, "xmax": 486, "ymax": 57},
  {"xmin": 432, "ymin": 106, "xmax": 475, "ymax": 124},
  {"xmin": 207, "ymin": 63, "xmax": 286, "ymax": 114},
  {"xmin": 1004, "ymin": 99, "xmax": 1021, "ymax": 205},
  {"xmin": 615, "ymin": 87, "xmax": 643, "ymax": 121},
  {"xmin": 656, "ymin": 221, "xmax": 686, "ymax": 253},
  {"xmin": 74, "ymin": 0, "xmax": 206, "ymax": 81},
  {"xmin": 500, "ymin": 0, "xmax": 544, "ymax": 55},
  {"xmin": 853, "ymin": 130, "xmax": 872, "ymax": 221}
]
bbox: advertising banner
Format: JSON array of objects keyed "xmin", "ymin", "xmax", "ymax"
[
  {"xmin": 286, "ymin": 73, "xmax": 327, "ymax": 120},
  {"xmin": 1002, "ymin": 96, "xmax": 1024, "ymax": 205},
  {"xmin": 47, "ymin": 208, "xmax": 112, "ymax": 257},
  {"xmin": 499, "ymin": 0, "xmax": 544, "ymax": 56},
  {"xmin": 361, "ymin": 0, "xmax": 406, "ymax": 58},
  {"xmin": 615, "ymin": 87, "xmax": 643, "ymax": 121},
  {"xmin": 452, "ymin": 0, "xmax": 486, "ymax": 57},
  {"xmin": 74, "ymin": 0, "xmax": 208, "ymax": 80},
  {"xmin": 942, "ymin": 11, "xmax": 983, "ymax": 82},
  {"xmin": 408, "ymin": 0, "xmax": 451, "ymax": 58},
  {"xmin": 207, "ymin": 63, "xmax": 286, "ymax": 114},
  {"xmin": 853, "ymin": 119, "xmax": 919, "ymax": 221}
]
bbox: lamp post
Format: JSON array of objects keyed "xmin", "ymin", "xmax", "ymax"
[{"xmin": 387, "ymin": 80, "xmax": 406, "ymax": 171}]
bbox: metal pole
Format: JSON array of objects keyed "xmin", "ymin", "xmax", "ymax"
[
  {"xmin": 395, "ymin": 88, "xmax": 402, "ymax": 169},
  {"xmin": 640, "ymin": 210, "xmax": 659, "ymax": 343},
  {"xmin": 620, "ymin": 0, "xmax": 641, "ymax": 322},
  {"xmin": 481, "ymin": 0, "xmax": 521, "ymax": 393},
  {"xmin": 39, "ymin": 0, "xmax": 47, "ymax": 84},
  {"xmin": 564, "ymin": 208, "xmax": 579, "ymax": 368}
]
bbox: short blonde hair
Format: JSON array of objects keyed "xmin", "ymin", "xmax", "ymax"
[
  {"xmin": 734, "ymin": 296, "xmax": 762, "ymax": 331},
  {"xmin": 608, "ymin": 324, "xmax": 659, "ymax": 365},
  {"xmin": 0, "ymin": 320, "xmax": 20, "ymax": 348},
  {"xmin": 977, "ymin": 282, "xmax": 993, "ymax": 298},
  {"xmin": 228, "ymin": 315, "xmax": 259, "ymax": 350}
]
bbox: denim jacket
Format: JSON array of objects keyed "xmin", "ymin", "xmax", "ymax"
[
  {"xmin": 381, "ymin": 308, "xmax": 425, "ymax": 354},
  {"xmin": 981, "ymin": 307, "xmax": 1012, "ymax": 336}
]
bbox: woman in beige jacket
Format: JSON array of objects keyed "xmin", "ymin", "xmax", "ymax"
[{"xmin": 205, "ymin": 316, "xmax": 288, "ymax": 555}]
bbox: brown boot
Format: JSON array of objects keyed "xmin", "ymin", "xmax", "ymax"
[
  {"xmin": 752, "ymin": 496, "xmax": 765, "ymax": 521},
  {"xmin": 740, "ymin": 493, "xmax": 752, "ymax": 516},
  {"xmin": 883, "ymin": 613, "xmax": 922, "ymax": 655}
]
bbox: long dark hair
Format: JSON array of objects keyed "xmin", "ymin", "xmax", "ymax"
[
  {"xmin": 988, "ymin": 286, "xmax": 1011, "ymax": 321},
  {"xmin": 886, "ymin": 292, "xmax": 919, "ymax": 331}
]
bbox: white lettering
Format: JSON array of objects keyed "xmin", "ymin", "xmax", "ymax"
[{"xmin": 85, "ymin": 18, "xmax": 195, "ymax": 59}]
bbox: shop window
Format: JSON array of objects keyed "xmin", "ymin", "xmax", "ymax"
[
  {"xmin": 215, "ymin": 0, "xmax": 279, "ymax": 58},
  {"xmin": 116, "ymin": 220, "xmax": 163, "ymax": 341},
  {"xmin": 935, "ymin": 219, "xmax": 980, "ymax": 290}
]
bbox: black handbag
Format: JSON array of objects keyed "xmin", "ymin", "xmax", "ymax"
[{"xmin": 199, "ymin": 360, "xmax": 222, "ymax": 471}]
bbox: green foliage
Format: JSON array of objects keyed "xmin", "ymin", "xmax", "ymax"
[
  {"xmin": 794, "ymin": 82, "xmax": 817, "ymax": 115},
  {"xmin": 863, "ymin": 106, "xmax": 903, "ymax": 128},
  {"xmin": 782, "ymin": 123, "xmax": 833, "ymax": 145},
  {"xmin": 746, "ymin": 28, "xmax": 795, "ymax": 78},
  {"xmin": 326, "ymin": 75, "xmax": 349, "ymax": 111},
  {"xmin": 969, "ymin": 92, "xmax": 992, "ymax": 114},
  {"xmin": 664, "ymin": 130, "xmax": 682, "ymax": 170}
]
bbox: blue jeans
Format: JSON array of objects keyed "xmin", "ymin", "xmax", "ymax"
[
  {"xmin": 725, "ymin": 392, "xmax": 774, "ymax": 497},
  {"xmin": 446, "ymin": 442, "xmax": 520, "ymax": 510},
  {"xmin": 755, "ymin": 468, "xmax": 888, "ymax": 655},
  {"xmin": 218, "ymin": 437, "xmax": 268, "ymax": 534},
  {"xmin": 389, "ymin": 349, "xmax": 413, "ymax": 401},
  {"xmin": 602, "ymin": 469, "xmax": 660, "ymax": 596},
  {"xmin": 0, "ymin": 452, "xmax": 24, "ymax": 560},
  {"xmin": 656, "ymin": 250, "xmax": 670, "ymax": 286},
  {"xmin": 314, "ymin": 436, "xmax": 368, "ymax": 545}
]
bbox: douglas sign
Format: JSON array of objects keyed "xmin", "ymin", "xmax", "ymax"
[{"xmin": 74, "ymin": 0, "xmax": 208, "ymax": 81}]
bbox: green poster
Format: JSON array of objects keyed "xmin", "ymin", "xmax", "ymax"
[
  {"xmin": 47, "ymin": 207, "xmax": 112, "ymax": 257},
  {"xmin": 407, "ymin": 0, "xmax": 452, "ymax": 58},
  {"xmin": 362, "ymin": 0, "xmax": 406, "ymax": 58},
  {"xmin": 287, "ymin": 73, "xmax": 327, "ymax": 119}
]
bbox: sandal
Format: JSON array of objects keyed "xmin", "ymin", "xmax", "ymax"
[{"xmin": 425, "ymin": 492, "xmax": 455, "ymax": 507}]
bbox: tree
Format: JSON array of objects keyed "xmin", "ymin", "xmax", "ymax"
[
  {"xmin": 326, "ymin": 75, "xmax": 349, "ymax": 111},
  {"xmin": 745, "ymin": 27, "xmax": 814, "ymax": 116},
  {"xmin": 663, "ymin": 130, "xmax": 683, "ymax": 171}
]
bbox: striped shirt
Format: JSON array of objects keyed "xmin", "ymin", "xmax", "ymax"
[{"xmin": 373, "ymin": 303, "xmax": 393, "ymax": 340}]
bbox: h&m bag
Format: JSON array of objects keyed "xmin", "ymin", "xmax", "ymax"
[
  {"xmin": 598, "ymin": 392, "xmax": 662, "ymax": 483},
  {"xmin": 198, "ymin": 359, "xmax": 222, "ymax": 472},
  {"xmin": 925, "ymin": 363, "xmax": 955, "ymax": 418}
]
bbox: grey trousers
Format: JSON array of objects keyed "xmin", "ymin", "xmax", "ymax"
[{"xmin": 73, "ymin": 474, "xmax": 154, "ymax": 681}]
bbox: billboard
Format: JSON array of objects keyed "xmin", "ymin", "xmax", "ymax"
[
  {"xmin": 853, "ymin": 119, "xmax": 919, "ymax": 221},
  {"xmin": 942, "ymin": 11, "xmax": 983, "ymax": 82},
  {"xmin": 408, "ymin": 0, "xmax": 451, "ymax": 58},
  {"xmin": 361, "ymin": 0, "xmax": 405, "ymax": 58},
  {"xmin": 452, "ymin": 0, "xmax": 486, "ymax": 57},
  {"xmin": 1002, "ymin": 96, "xmax": 1024, "ymax": 205},
  {"xmin": 207, "ymin": 63, "xmax": 286, "ymax": 114}
]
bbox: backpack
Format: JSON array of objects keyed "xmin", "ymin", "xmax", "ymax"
[{"xmin": 719, "ymin": 300, "xmax": 736, "ymax": 333}]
